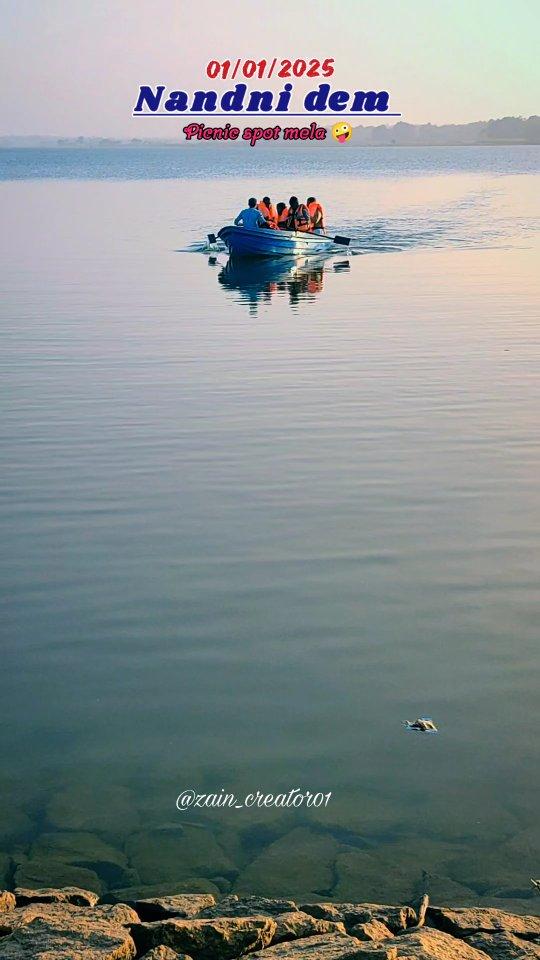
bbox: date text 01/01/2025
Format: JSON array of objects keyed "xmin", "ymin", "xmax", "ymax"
[{"xmin": 206, "ymin": 57, "xmax": 336, "ymax": 80}]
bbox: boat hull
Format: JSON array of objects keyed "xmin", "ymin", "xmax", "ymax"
[{"xmin": 218, "ymin": 225, "xmax": 335, "ymax": 258}]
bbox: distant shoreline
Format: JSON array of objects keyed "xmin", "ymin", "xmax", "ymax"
[
  {"xmin": 1, "ymin": 141, "xmax": 539, "ymax": 149},
  {"xmin": 1, "ymin": 115, "xmax": 539, "ymax": 148}
]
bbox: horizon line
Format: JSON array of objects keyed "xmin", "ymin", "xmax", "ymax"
[{"xmin": 132, "ymin": 113, "xmax": 403, "ymax": 117}]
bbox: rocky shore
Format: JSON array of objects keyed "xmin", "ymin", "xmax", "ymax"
[{"xmin": 0, "ymin": 887, "xmax": 538, "ymax": 960}]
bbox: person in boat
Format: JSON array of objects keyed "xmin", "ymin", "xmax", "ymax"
[
  {"xmin": 234, "ymin": 197, "xmax": 267, "ymax": 229},
  {"xmin": 307, "ymin": 196, "xmax": 325, "ymax": 233},
  {"xmin": 286, "ymin": 196, "xmax": 311, "ymax": 232},
  {"xmin": 276, "ymin": 202, "xmax": 289, "ymax": 229},
  {"xmin": 257, "ymin": 196, "xmax": 278, "ymax": 229}
]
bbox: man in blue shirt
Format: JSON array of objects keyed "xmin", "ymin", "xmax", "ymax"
[{"xmin": 234, "ymin": 197, "xmax": 267, "ymax": 229}]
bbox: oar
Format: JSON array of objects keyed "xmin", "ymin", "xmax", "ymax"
[{"xmin": 208, "ymin": 231, "xmax": 351, "ymax": 247}]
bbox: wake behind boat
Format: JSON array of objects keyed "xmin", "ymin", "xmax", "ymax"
[{"xmin": 217, "ymin": 225, "xmax": 343, "ymax": 258}]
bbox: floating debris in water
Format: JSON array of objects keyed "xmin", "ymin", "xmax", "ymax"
[
  {"xmin": 403, "ymin": 717, "xmax": 438, "ymax": 733},
  {"xmin": 531, "ymin": 878, "xmax": 540, "ymax": 894}
]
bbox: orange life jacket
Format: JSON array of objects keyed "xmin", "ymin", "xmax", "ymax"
[
  {"xmin": 288, "ymin": 202, "xmax": 311, "ymax": 232},
  {"xmin": 257, "ymin": 201, "xmax": 278, "ymax": 228},
  {"xmin": 307, "ymin": 201, "xmax": 325, "ymax": 229},
  {"xmin": 307, "ymin": 273, "xmax": 323, "ymax": 293},
  {"xmin": 277, "ymin": 207, "xmax": 289, "ymax": 228}
]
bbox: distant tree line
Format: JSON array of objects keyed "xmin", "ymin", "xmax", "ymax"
[{"xmin": 347, "ymin": 116, "xmax": 540, "ymax": 145}]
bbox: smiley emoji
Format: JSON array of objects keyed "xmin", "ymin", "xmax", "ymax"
[{"xmin": 332, "ymin": 121, "xmax": 353, "ymax": 144}]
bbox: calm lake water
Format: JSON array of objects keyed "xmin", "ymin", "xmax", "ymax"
[{"xmin": 1, "ymin": 146, "xmax": 539, "ymax": 906}]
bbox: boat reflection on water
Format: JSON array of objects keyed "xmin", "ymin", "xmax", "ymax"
[{"xmin": 212, "ymin": 254, "xmax": 350, "ymax": 313}]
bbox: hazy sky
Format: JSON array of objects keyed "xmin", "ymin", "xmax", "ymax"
[{"xmin": 1, "ymin": 0, "xmax": 538, "ymax": 136}]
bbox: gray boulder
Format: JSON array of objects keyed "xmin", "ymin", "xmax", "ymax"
[
  {"xmin": 197, "ymin": 896, "xmax": 298, "ymax": 919},
  {"xmin": 427, "ymin": 909, "xmax": 540, "ymax": 939},
  {"xmin": 347, "ymin": 904, "xmax": 417, "ymax": 934},
  {"xmin": 140, "ymin": 950, "xmax": 193, "ymax": 960},
  {"xmin": 299, "ymin": 906, "xmax": 344, "ymax": 923},
  {"xmin": 300, "ymin": 904, "xmax": 416, "ymax": 934},
  {"xmin": 14, "ymin": 885, "xmax": 99, "ymax": 907},
  {"xmin": 411, "ymin": 895, "xmax": 430, "ymax": 929},
  {"xmin": 126, "ymin": 894, "xmax": 215, "ymax": 921},
  {"xmin": 96, "ymin": 904, "xmax": 140, "ymax": 925},
  {"xmin": 131, "ymin": 915, "xmax": 277, "ymax": 959},
  {"xmin": 348, "ymin": 920, "xmax": 393, "ymax": 941},
  {"xmin": 250, "ymin": 932, "xmax": 396, "ymax": 960},
  {"xmin": 0, "ymin": 904, "xmax": 136, "ymax": 958},
  {"xmin": 0, "ymin": 902, "xmax": 138, "ymax": 935},
  {"xmin": 465, "ymin": 933, "xmax": 540, "ymax": 960},
  {"xmin": 383, "ymin": 928, "xmax": 492, "ymax": 960},
  {"xmin": 272, "ymin": 912, "xmax": 346, "ymax": 943},
  {"xmin": 0, "ymin": 892, "xmax": 16, "ymax": 913}
]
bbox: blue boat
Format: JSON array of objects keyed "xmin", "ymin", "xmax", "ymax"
[{"xmin": 217, "ymin": 225, "xmax": 338, "ymax": 258}]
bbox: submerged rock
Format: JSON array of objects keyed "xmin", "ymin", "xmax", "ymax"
[
  {"xmin": 125, "ymin": 828, "xmax": 235, "ymax": 886},
  {"xmin": 27, "ymin": 831, "xmax": 134, "ymax": 887},
  {"xmin": 46, "ymin": 783, "xmax": 140, "ymax": 838},
  {"xmin": 0, "ymin": 857, "xmax": 11, "ymax": 889},
  {"xmin": 131, "ymin": 915, "xmax": 276, "ymax": 959},
  {"xmin": 14, "ymin": 885, "xmax": 99, "ymax": 906},
  {"xmin": 29, "ymin": 832, "xmax": 128, "ymax": 866},
  {"xmin": 235, "ymin": 828, "xmax": 343, "ymax": 900},
  {"xmin": 333, "ymin": 849, "xmax": 417, "ymax": 904},
  {"xmin": 416, "ymin": 875, "xmax": 479, "ymax": 906},
  {"xmin": 408, "ymin": 793, "xmax": 519, "ymax": 846},
  {"xmin": 427, "ymin": 908, "xmax": 540, "ymax": 938},
  {"xmin": 444, "ymin": 854, "xmax": 537, "ymax": 900},
  {"xmin": 13, "ymin": 857, "xmax": 104, "ymax": 895},
  {"xmin": 0, "ymin": 807, "xmax": 33, "ymax": 847},
  {"xmin": 103, "ymin": 881, "xmax": 222, "ymax": 903}
]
